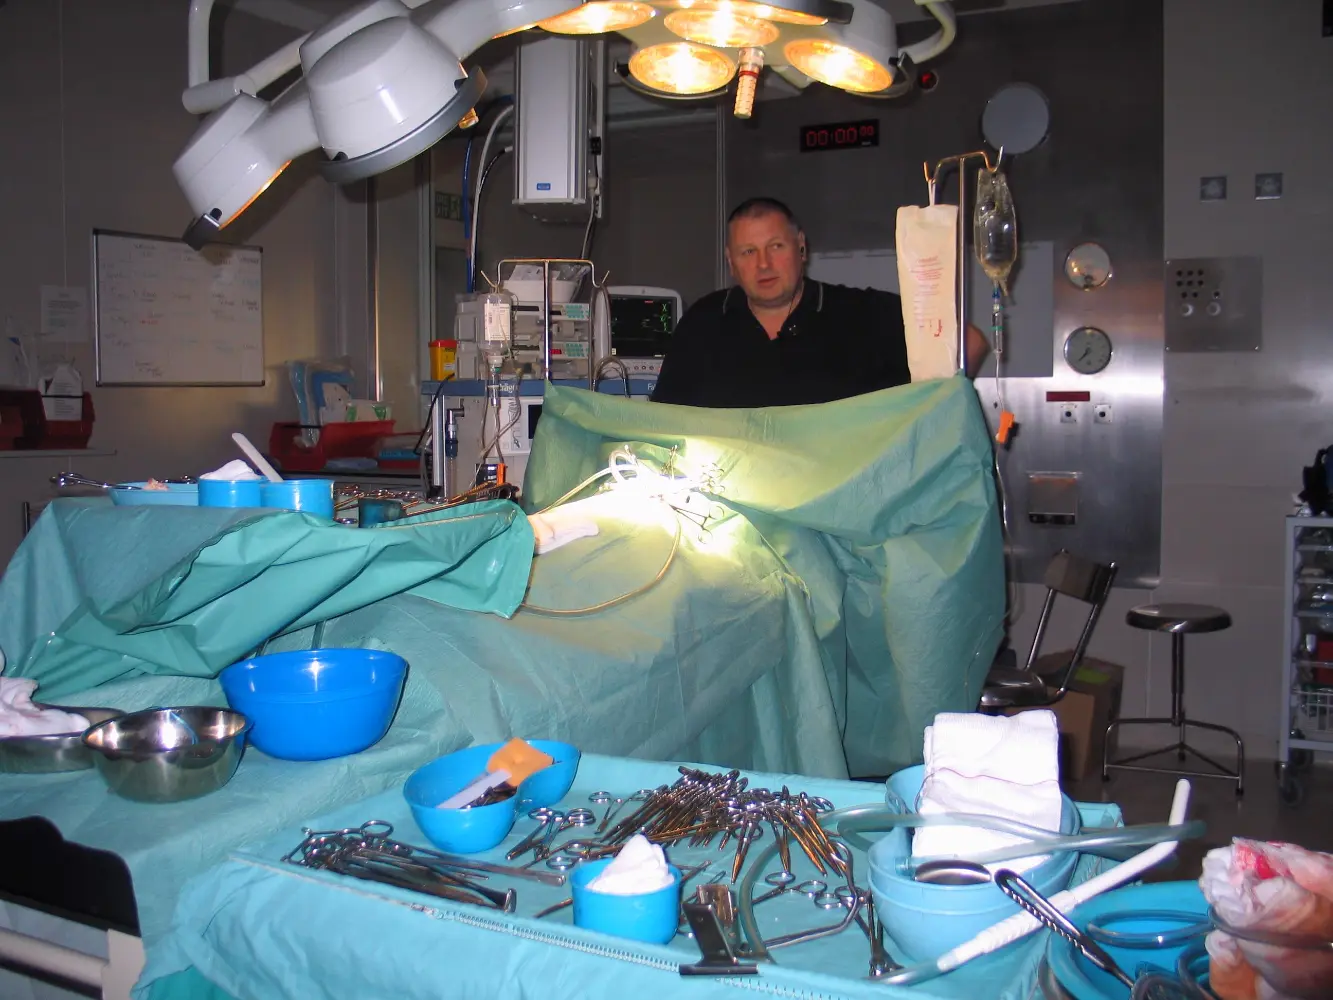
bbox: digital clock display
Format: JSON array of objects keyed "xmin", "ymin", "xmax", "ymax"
[{"xmin": 799, "ymin": 119, "xmax": 879, "ymax": 153}]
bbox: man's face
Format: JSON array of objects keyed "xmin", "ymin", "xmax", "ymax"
[{"xmin": 726, "ymin": 211, "xmax": 805, "ymax": 310}]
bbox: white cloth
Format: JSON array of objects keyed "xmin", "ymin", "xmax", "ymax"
[
  {"xmin": 0, "ymin": 676, "xmax": 89, "ymax": 738},
  {"xmin": 911, "ymin": 711, "xmax": 1063, "ymax": 874},
  {"xmin": 200, "ymin": 459, "xmax": 262, "ymax": 481},
  {"xmin": 528, "ymin": 508, "xmax": 600, "ymax": 555},
  {"xmin": 587, "ymin": 834, "xmax": 674, "ymax": 895}
]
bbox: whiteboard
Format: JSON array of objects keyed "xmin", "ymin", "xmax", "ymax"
[{"xmin": 93, "ymin": 230, "xmax": 264, "ymax": 386}]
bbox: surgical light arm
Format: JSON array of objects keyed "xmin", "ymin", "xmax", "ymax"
[{"xmin": 901, "ymin": 1, "xmax": 957, "ymax": 65}]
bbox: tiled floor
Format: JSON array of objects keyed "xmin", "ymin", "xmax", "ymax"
[{"xmin": 1068, "ymin": 759, "xmax": 1333, "ymax": 882}]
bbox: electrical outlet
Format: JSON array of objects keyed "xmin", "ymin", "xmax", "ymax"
[
  {"xmin": 1060, "ymin": 405, "xmax": 1078, "ymax": 424},
  {"xmin": 1164, "ymin": 256, "xmax": 1262, "ymax": 352},
  {"xmin": 1094, "ymin": 403, "xmax": 1113, "ymax": 424}
]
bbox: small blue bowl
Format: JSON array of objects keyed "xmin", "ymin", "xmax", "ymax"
[
  {"xmin": 110, "ymin": 482, "xmax": 198, "ymax": 506},
  {"xmin": 516, "ymin": 740, "xmax": 580, "ymax": 807},
  {"xmin": 868, "ymin": 764, "xmax": 1081, "ymax": 962},
  {"xmin": 199, "ymin": 479, "xmax": 263, "ymax": 508},
  {"xmin": 572, "ymin": 858, "xmax": 682, "ymax": 945},
  {"xmin": 404, "ymin": 746, "xmax": 521, "ymax": 854},
  {"xmin": 261, "ymin": 479, "xmax": 335, "ymax": 519},
  {"xmin": 219, "ymin": 648, "xmax": 407, "ymax": 761}
]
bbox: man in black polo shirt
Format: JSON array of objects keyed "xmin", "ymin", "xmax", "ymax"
[{"xmin": 651, "ymin": 198, "xmax": 988, "ymax": 408}]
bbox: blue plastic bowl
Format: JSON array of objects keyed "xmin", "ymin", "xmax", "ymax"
[
  {"xmin": 199, "ymin": 479, "xmax": 263, "ymax": 508},
  {"xmin": 219, "ymin": 649, "xmax": 407, "ymax": 761},
  {"xmin": 1048, "ymin": 882, "xmax": 1209, "ymax": 1000},
  {"xmin": 516, "ymin": 740, "xmax": 580, "ymax": 807},
  {"xmin": 868, "ymin": 764, "xmax": 1082, "ymax": 962},
  {"xmin": 404, "ymin": 746, "xmax": 521, "ymax": 854},
  {"xmin": 110, "ymin": 482, "xmax": 198, "ymax": 506},
  {"xmin": 261, "ymin": 479, "xmax": 335, "ymax": 519},
  {"xmin": 572, "ymin": 858, "xmax": 682, "ymax": 945}
]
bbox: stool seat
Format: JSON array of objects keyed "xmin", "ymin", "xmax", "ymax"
[{"xmin": 1126, "ymin": 603, "xmax": 1231, "ymax": 634}]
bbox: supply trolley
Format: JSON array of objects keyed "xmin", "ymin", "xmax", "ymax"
[{"xmin": 1278, "ymin": 514, "xmax": 1333, "ymax": 805}]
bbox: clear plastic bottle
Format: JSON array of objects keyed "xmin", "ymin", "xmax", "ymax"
[{"xmin": 974, "ymin": 167, "xmax": 1018, "ymax": 296}]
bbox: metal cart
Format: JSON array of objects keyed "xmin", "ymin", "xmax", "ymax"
[{"xmin": 1278, "ymin": 514, "xmax": 1333, "ymax": 805}]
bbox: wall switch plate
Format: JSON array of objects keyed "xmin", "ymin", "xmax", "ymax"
[
  {"xmin": 1164, "ymin": 256, "xmax": 1263, "ymax": 352},
  {"xmin": 1199, "ymin": 176, "xmax": 1227, "ymax": 201},
  {"xmin": 1060, "ymin": 404, "xmax": 1078, "ymax": 424},
  {"xmin": 1094, "ymin": 403, "xmax": 1113, "ymax": 424},
  {"xmin": 1255, "ymin": 172, "xmax": 1283, "ymax": 200}
]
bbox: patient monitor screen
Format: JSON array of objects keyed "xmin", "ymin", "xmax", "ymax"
[{"xmin": 610, "ymin": 295, "xmax": 677, "ymax": 358}]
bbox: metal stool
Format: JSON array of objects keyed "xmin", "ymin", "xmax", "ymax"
[{"xmin": 1103, "ymin": 603, "xmax": 1244, "ymax": 793}]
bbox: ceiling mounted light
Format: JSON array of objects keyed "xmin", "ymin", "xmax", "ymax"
[
  {"xmin": 539, "ymin": 1, "xmax": 656, "ymax": 35},
  {"xmin": 629, "ymin": 41, "xmax": 737, "ymax": 94},
  {"xmin": 668, "ymin": 1, "xmax": 826, "ymax": 27},
  {"xmin": 173, "ymin": 91, "xmax": 316, "ymax": 249},
  {"xmin": 664, "ymin": 7, "xmax": 779, "ymax": 47},
  {"xmin": 783, "ymin": 38, "xmax": 891, "ymax": 92}
]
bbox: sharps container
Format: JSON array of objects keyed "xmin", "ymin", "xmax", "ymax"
[
  {"xmin": 261, "ymin": 479, "xmax": 335, "ymax": 519},
  {"xmin": 198, "ymin": 479, "xmax": 263, "ymax": 508}
]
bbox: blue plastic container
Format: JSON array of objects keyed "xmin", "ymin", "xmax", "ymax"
[
  {"xmin": 868, "ymin": 764, "xmax": 1082, "ymax": 962},
  {"xmin": 1048, "ymin": 882, "xmax": 1209, "ymax": 999},
  {"xmin": 572, "ymin": 858, "xmax": 682, "ymax": 945},
  {"xmin": 515, "ymin": 740, "xmax": 580, "ymax": 807},
  {"xmin": 198, "ymin": 479, "xmax": 263, "ymax": 508},
  {"xmin": 109, "ymin": 482, "xmax": 198, "ymax": 506},
  {"xmin": 219, "ymin": 648, "xmax": 407, "ymax": 761},
  {"xmin": 404, "ymin": 745, "xmax": 521, "ymax": 853},
  {"xmin": 260, "ymin": 479, "xmax": 335, "ymax": 519}
]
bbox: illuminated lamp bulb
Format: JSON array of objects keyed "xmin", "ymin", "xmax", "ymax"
[
  {"xmin": 629, "ymin": 42, "xmax": 736, "ymax": 95},
  {"xmin": 746, "ymin": 2, "xmax": 826, "ymax": 26},
  {"xmin": 665, "ymin": 7, "xmax": 777, "ymax": 47},
  {"xmin": 539, "ymin": 1, "xmax": 655, "ymax": 34},
  {"xmin": 783, "ymin": 37, "xmax": 893, "ymax": 93},
  {"xmin": 733, "ymin": 47, "xmax": 764, "ymax": 118}
]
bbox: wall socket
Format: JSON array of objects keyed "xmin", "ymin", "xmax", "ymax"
[
  {"xmin": 1164, "ymin": 256, "xmax": 1263, "ymax": 352},
  {"xmin": 1060, "ymin": 404, "xmax": 1078, "ymax": 424},
  {"xmin": 1094, "ymin": 403, "xmax": 1113, "ymax": 424}
]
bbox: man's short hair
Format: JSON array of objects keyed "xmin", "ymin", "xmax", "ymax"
[{"xmin": 727, "ymin": 197, "xmax": 801, "ymax": 232}]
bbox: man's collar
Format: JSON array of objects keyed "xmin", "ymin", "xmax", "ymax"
[{"xmin": 722, "ymin": 279, "xmax": 824, "ymax": 315}]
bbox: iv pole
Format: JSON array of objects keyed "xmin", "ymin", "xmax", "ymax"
[{"xmin": 923, "ymin": 147, "xmax": 1002, "ymax": 373}]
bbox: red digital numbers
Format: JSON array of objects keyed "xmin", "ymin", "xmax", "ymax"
[{"xmin": 799, "ymin": 120, "xmax": 878, "ymax": 153}]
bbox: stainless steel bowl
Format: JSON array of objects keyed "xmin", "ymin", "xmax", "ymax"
[
  {"xmin": 0, "ymin": 706, "xmax": 124, "ymax": 774},
  {"xmin": 82, "ymin": 707, "xmax": 251, "ymax": 803}
]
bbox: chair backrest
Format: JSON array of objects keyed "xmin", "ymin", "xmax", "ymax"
[{"xmin": 1024, "ymin": 549, "xmax": 1118, "ymax": 696}]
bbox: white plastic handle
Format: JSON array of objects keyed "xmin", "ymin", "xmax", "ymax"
[{"xmin": 232, "ymin": 432, "xmax": 283, "ymax": 483}]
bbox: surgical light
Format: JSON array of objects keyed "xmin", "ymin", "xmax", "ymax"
[
  {"xmin": 629, "ymin": 42, "xmax": 737, "ymax": 94},
  {"xmin": 663, "ymin": 7, "xmax": 779, "ymax": 47},
  {"xmin": 783, "ymin": 37, "xmax": 892, "ymax": 93},
  {"xmin": 539, "ymin": 1, "xmax": 656, "ymax": 35}
]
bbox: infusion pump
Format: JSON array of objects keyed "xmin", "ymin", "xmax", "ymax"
[{"xmin": 597, "ymin": 285, "xmax": 683, "ymax": 377}]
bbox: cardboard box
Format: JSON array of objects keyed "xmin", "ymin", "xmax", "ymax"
[{"xmin": 1005, "ymin": 654, "xmax": 1125, "ymax": 781}]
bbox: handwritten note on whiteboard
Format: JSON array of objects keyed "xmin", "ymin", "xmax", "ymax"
[{"xmin": 92, "ymin": 230, "xmax": 264, "ymax": 386}]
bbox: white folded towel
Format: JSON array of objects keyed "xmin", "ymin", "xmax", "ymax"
[
  {"xmin": 911, "ymin": 710, "xmax": 1063, "ymax": 874},
  {"xmin": 0, "ymin": 676, "xmax": 89, "ymax": 738},
  {"xmin": 587, "ymin": 834, "xmax": 675, "ymax": 895},
  {"xmin": 528, "ymin": 507, "xmax": 600, "ymax": 555},
  {"xmin": 200, "ymin": 459, "xmax": 262, "ymax": 481}
]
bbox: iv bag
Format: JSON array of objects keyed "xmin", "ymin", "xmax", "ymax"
[
  {"xmin": 896, "ymin": 204, "xmax": 960, "ymax": 382},
  {"xmin": 974, "ymin": 168, "xmax": 1017, "ymax": 295}
]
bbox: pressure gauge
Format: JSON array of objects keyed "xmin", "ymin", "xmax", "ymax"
[
  {"xmin": 1064, "ymin": 243, "xmax": 1112, "ymax": 290},
  {"xmin": 1063, "ymin": 326, "xmax": 1113, "ymax": 375}
]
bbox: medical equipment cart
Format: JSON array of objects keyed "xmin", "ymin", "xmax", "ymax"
[{"xmin": 1278, "ymin": 514, "xmax": 1333, "ymax": 806}]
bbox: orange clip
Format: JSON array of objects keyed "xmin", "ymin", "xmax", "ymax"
[{"xmin": 996, "ymin": 410, "xmax": 1016, "ymax": 445}]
